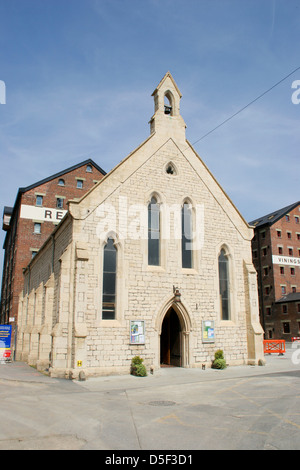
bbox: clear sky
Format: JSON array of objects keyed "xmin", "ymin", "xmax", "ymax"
[{"xmin": 0, "ymin": 0, "xmax": 299, "ymax": 277}]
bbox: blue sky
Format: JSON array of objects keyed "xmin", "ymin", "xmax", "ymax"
[{"xmin": 0, "ymin": 0, "xmax": 299, "ymax": 275}]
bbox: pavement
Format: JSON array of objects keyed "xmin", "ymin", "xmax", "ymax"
[
  {"xmin": 0, "ymin": 344, "xmax": 298, "ymax": 385},
  {"xmin": 1, "ymin": 344, "xmax": 300, "ymax": 451}
]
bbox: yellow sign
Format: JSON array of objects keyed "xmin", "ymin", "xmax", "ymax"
[{"xmin": 77, "ymin": 360, "xmax": 82, "ymax": 367}]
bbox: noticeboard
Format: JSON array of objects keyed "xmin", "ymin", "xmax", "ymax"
[
  {"xmin": 0, "ymin": 325, "xmax": 12, "ymax": 359},
  {"xmin": 130, "ymin": 320, "xmax": 145, "ymax": 344},
  {"xmin": 202, "ymin": 320, "xmax": 215, "ymax": 343}
]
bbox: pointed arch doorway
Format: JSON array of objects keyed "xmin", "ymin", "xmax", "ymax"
[{"xmin": 160, "ymin": 307, "xmax": 182, "ymax": 367}]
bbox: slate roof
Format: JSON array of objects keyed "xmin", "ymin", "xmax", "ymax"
[
  {"xmin": 275, "ymin": 292, "xmax": 300, "ymax": 304},
  {"xmin": 18, "ymin": 158, "xmax": 106, "ymax": 193},
  {"xmin": 2, "ymin": 159, "xmax": 107, "ymax": 231},
  {"xmin": 249, "ymin": 201, "xmax": 300, "ymax": 228}
]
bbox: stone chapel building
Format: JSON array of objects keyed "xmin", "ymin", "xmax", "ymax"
[{"xmin": 17, "ymin": 73, "xmax": 264, "ymax": 378}]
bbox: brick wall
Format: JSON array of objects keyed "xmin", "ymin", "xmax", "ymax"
[
  {"xmin": 1, "ymin": 161, "xmax": 105, "ymax": 340},
  {"xmin": 270, "ymin": 206, "xmax": 300, "ymax": 300},
  {"xmin": 252, "ymin": 204, "xmax": 300, "ymax": 340}
]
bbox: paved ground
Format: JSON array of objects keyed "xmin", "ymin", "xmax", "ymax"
[{"xmin": 1, "ymin": 344, "xmax": 300, "ymax": 450}]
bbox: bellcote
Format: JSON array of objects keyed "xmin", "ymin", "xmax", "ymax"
[{"xmin": 149, "ymin": 72, "xmax": 187, "ymax": 142}]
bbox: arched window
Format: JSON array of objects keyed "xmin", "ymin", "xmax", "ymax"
[
  {"xmin": 148, "ymin": 196, "xmax": 160, "ymax": 266},
  {"xmin": 218, "ymin": 249, "xmax": 230, "ymax": 320},
  {"xmin": 164, "ymin": 91, "xmax": 173, "ymax": 115},
  {"xmin": 165, "ymin": 161, "xmax": 177, "ymax": 176},
  {"xmin": 102, "ymin": 238, "xmax": 117, "ymax": 320},
  {"xmin": 182, "ymin": 202, "xmax": 193, "ymax": 268}
]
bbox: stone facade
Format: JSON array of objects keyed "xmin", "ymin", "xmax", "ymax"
[{"xmin": 17, "ymin": 73, "xmax": 264, "ymax": 378}]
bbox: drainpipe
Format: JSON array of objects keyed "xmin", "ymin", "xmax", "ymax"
[
  {"xmin": 51, "ymin": 234, "xmax": 55, "ymax": 274},
  {"xmin": 257, "ymin": 229, "xmax": 265, "ymax": 336}
]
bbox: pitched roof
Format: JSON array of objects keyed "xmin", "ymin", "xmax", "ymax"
[
  {"xmin": 2, "ymin": 159, "xmax": 107, "ymax": 229},
  {"xmin": 151, "ymin": 71, "xmax": 182, "ymax": 98},
  {"xmin": 249, "ymin": 201, "xmax": 300, "ymax": 228},
  {"xmin": 19, "ymin": 158, "xmax": 106, "ymax": 193},
  {"xmin": 275, "ymin": 292, "xmax": 300, "ymax": 304}
]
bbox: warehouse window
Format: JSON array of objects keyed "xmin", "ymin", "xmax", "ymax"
[
  {"xmin": 283, "ymin": 322, "xmax": 290, "ymax": 334},
  {"xmin": 282, "ymin": 304, "xmax": 288, "ymax": 314},
  {"xmin": 102, "ymin": 238, "xmax": 117, "ymax": 320},
  {"xmin": 281, "ymin": 285, "xmax": 286, "ymax": 295},
  {"xmin": 36, "ymin": 195, "xmax": 43, "ymax": 206},
  {"xmin": 56, "ymin": 198, "xmax": 64, "ymax": 209},
  {"xmin": 34, "ymin": 223, "xmax": 41, "ymax": 234}
]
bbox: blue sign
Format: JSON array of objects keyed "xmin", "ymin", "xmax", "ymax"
[{"xmin": 0, "ymin": 325, "xmax": 12, "ymax": 350}]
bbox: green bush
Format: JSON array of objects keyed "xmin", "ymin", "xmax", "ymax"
[
  {"xmin": 131, "ymin": 355, "xmax": 143, "ymax": 366},
  {"xmin": 134, "ymin": 363, "xmax": 147, "ymax": 377},
  {"xmin": 212, "ymin": 358, "xmax": 227, "ymax": 369},
  {"xmin": 214, "ymin": 349, "xmax": 224, "ymax": 360},
  {"xmin": 130, "ymin": 356, "xmax": 147, "ymax": 376},
  {"xmin": 212, "ymin": 350, "xmax": 227, "ymax": 369}
]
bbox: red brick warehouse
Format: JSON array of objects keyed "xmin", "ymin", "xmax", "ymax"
[
  {"xmin": 0, "ymin": 159, "xmax": 106, "ymax": 352},
  {"xmin": 250, "ymin": 201, "xmax": 300, "ymax": 341}
]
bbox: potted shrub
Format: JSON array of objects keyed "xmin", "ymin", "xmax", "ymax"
[
  {"xmin": 130, "ymin": 356, "xmax": 147, "ymax": 377},
  {"xmin": 212, "ymin": 349, "xmax": 227, "ymax": 369}
]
